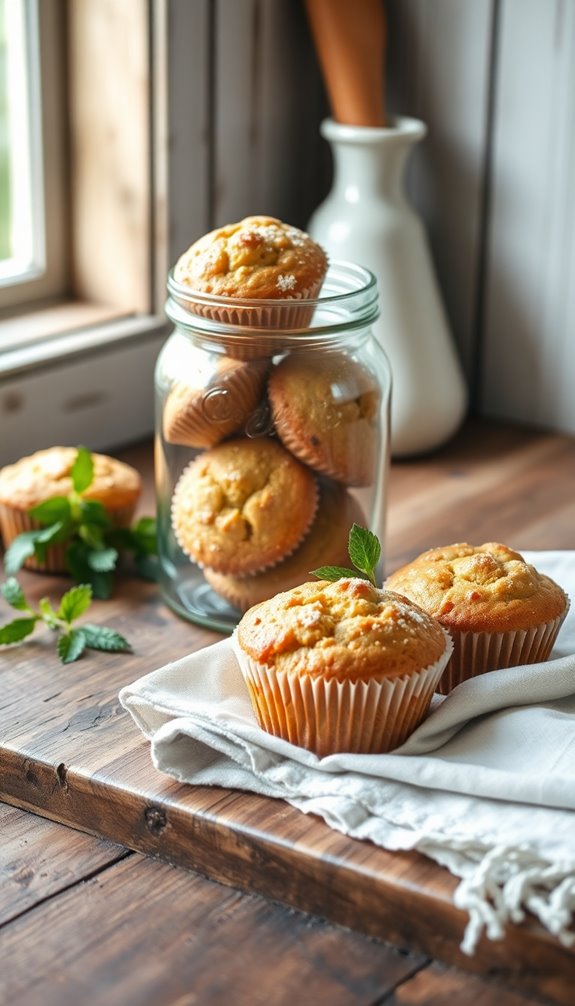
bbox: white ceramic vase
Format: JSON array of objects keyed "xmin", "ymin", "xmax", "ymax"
[{"xmin": 308, "ymin": 117, "xmax": 467, "ymax": 457}]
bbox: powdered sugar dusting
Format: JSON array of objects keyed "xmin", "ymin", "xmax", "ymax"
[{"xmin": 277, "ymin": 273, "xmax": 297, "ymax": 292}]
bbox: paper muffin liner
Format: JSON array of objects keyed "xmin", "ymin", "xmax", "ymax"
[
  {"xmin": 163, "ymin": 360, "xmax": 268, "ymax": 449},
  {"xmin": 437, "ymin": 606, "xmax": 569, "ymax": 694},
  {"xmin": 180, "ymin": 281, "xmax": 324, "ymax": 361},
  {"xmin": 171, "ymin": 462, "xmax": 319, "ymax": 577},
  {"xmin": 0, "ymin": 501, "xmax": 137, "ymax": 573},
  {"xmin": 233, "ymin": 630, "xmax": 453, "ymax": 757}
]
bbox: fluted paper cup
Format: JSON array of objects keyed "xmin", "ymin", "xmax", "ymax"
[
  {"xmin": 233, "ymin": 630, "xmax": 453, "ymax": 757},
  {"xmin": 437, "ymin": 606, "xmax": 569, "ymax": 694}
]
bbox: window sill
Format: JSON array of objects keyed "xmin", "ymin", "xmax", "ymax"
[{"xmin": 0, "ymin": 303, "xmax": 168, "ymax": 465}]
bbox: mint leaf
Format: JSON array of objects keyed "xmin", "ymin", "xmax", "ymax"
[
  {"xmin": 348, "ymin": 524, "xmax": 381, "ymax": 586},
  {"xmin": 1, "ymin": 578, "xmax": 30, "ymax": 611},
  {"xmin": 86, "ymin": 547, "xmax": 118, "ymax": 572},
  {"xmin": 0, "ymin": 618, "xmax": 37, "ymax": 644},
  {"xmin": 79, "ymin": 523, "xmax": 106, "ymax": 550},
  {"xmin": 28, "ymin": 496, "xmax": 71, "ymax": 526},
  {"xmin": 57, "ymin": 629, "xmax": 87, "ymax": 664},
  {"xmin": 3, "ymin": 528, "xmax": 54, "ymax": 574},
  {"xmin": 311, "ymin": 524, "xmax": 383, "ymax": 587},
  {"xmin": 309, "ymin": 565, "xmax": 368, "ymax": 583},
  {"xmin": 57, "ymin": 584, "xmax": 93, "ymax": 624},
  {"xmin": 79, "ymin": 499, "xmax": 111, "ymax": 528},
  {"xmin": 131, "ymin": 516, "xmax": 157, "ymax": 555},
  {"xmin": 71, "ymin": 446, "xmax": 94, "ymax": 494},
  {"xmin": 38, "ymin": 597, "xmax": 60, "ymax": 630},
  {"xmin": 81, "ymin": 624, "xmax": 132, "ymax": 653}
]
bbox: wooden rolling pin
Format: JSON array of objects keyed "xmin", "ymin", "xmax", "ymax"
[{"xmin": 304, "ymin": 0, "xmax": 387, "ymax": 126}]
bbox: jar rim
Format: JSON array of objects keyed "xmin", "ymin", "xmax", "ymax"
[{"xmin": 165, "ymin": 260, "xmax": 379, "ymax": 343}]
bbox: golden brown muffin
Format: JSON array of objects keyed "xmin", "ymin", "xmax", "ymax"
[
  {"xmin": 172, "ymin": 217, "xmax": 328, "ymax": 347},
  {"xmin": 174, "ymin": 216, "xmax": 328, "ymax": 301},
  {"xmin": 204, "ymin": 480, "xmax": 365, "ymax": 611},
  {"xmin": 171, "ymin": 437, "xmax": 318, "ymax": 576},
  {"xmin": 162, "ymin": 357, "xmax": 269, "ymax": 449},
  {"xmin": 386, "ymin": 542, "xmax": 569, "ymax": 693},
  {"xmin": 268, "ymin": 351, "xmax": 381, "ymax": 486},
  {"xmin": 0, "ymin": 447, "xmax": 141, "ymax": 572},
  {"xmin": 234, "ymin": 577, "xmax": 452, "ymax": 756}
]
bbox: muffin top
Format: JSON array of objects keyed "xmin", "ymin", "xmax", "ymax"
[
  {"xmin": 0, "ymin": 447, "xmax": 141, "ymax": 510},
  {"xmin": 236, "ymin": 577, "xmax": 448, "ymax": 681},
  {"xmin": 173, "ymin": 216, "xmax": 328, "ymax": 300},
  {"xmin": 268, "ymin": 351, "xmax": 380, "ymax": 485},
  {"xmin": 171, "ymin": 437, "xmax": 317, "ymax": 575},
  {"xmin": 386, "ymin": 542, "xmax": 568, "ymax": 632}
]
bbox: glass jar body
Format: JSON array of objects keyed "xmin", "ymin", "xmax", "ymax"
[{"xmin": 155, "ymin": 262, "xmax": 391, "ymax": 632}]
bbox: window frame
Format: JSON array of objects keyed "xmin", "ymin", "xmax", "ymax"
[
  {"xmin": 0, "ymin": 0, "xmax": 211, "ymax": 466},
  {"xmin": 0, "ymin": 0, "xmax": 68, "ymax": 308}
]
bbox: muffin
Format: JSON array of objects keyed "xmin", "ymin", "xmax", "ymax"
[
  {"xmin": 171, "ymin": 437, "xmax": 318, "ymax": 576},
  {"xmin": 204, "ymin": 480, "xmax": 365, "ymax": 611},
  {"xmin": 234, "ymin": 577, "xmax": 452, "ymax": 757},
  {"xmin": 172, "ymin": 216, "xmax": 328, "ymax": 345},
  {"xmin": 0, "ymin": 447, "xmax": 141, "ymax": 572},
  {"xmin": 386, "ymin": 542, "xmax": 569, "ymax": 693},
  {"xmin": 268, "ymin": 351, "xmax": 380, "ymax": 486},
  {"xmin": 163, "ymin": 356, "xmax": 269, "ymax": 449}
]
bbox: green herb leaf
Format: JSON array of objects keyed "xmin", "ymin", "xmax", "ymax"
[
  {"xmin": 71, "ymin": 446, "xmax": 94, "ymax": 494},
  {"xmin": 79, "ymin": 499, "xmax": 111, "ymax": 528},
  {"xmin": 0, "ymin": 617, "xmax": 37, "ymax": 644},
  {"xmin": 38, "ymin": 597, "xmax": 60, "ymax": 630},
  {"xmin": 3, "ymin": 527, "xmax": 57, "ymax": 574},
  {"xmin": 78, "ymin": 523, "xmax": 106, "ymax": 550},
  {"xmin": 348, "ymin": 524, "xmax": 381, "ymax": 586},
  {"xmin": 81, "ymin": 624, "xmax": 132, "ymax": 653},
  {"xmin": 131, "ymin": 516, "xmax": 157, "ymax": 555},
  {"xmin": 28, "ymin": 496, "xmax": 71, "ymax": 526},
  {"xmin": 57, "ymin": 629, "xmax": 87, "ymax": 664},
  {"xmin": 86, "ymin": 547, "xmax": 118, "ymax": 573},
  {"xmin": 1, "ymin": 577, "xmax": 30, "ymax": 611},
  {"xmin": 57, "ymin": 584, "xmax": 93, "ymax": 624},
  {"xmin": 309, "ymin": 565, "xmax": 369, "ymax": 583},
  {"xmin": 310, "ymin": 524, "xmax": 383, "ymax": 587}
]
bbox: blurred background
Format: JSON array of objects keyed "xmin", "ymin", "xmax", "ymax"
[{"xmin": 0, "ymin": 0, "xmax": 573, "ymax": 463}]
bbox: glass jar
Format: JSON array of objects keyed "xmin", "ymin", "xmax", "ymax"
[{"xmin": 155, "ymin": 260, "xmax": 392, "ymax": 633}]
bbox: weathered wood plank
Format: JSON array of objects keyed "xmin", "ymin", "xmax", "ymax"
[
  {"xmin": 389, "ymin": 960, "xmax": 552, "ymax": 1006},
  {"xmin": 0, "ymin": 804, "xmax": 127, "ymax": 926},
  {"xmin": 1, "ymin": 853, "xmax": 426, "ymax": 1006}
]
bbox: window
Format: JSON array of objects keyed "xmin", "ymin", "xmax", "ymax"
[
  {"xmin": 0, "ymin": 0, "xmax": 184, "ymax": 464},
  {"xmin": 0, "ymin": 1, "xmax": 316, "ymax": 467},
  {"xmin": 0, "ymin": 0, "xmax": 68, "ymax": 314}
]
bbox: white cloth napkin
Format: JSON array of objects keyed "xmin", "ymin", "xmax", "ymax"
[{"xmin": 120, "ymin": 551, "xmax": 575, "ymax": 953}]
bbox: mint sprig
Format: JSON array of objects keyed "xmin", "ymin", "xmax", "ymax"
[
  {"xmin": 311, "ymin": 523, "xmax": 382, "ymax": 587},
  {"xmin": 3, "ymin": 447, "xmax": 157, "ymax": 598},
  {"xmin": 0, "ymin": 577, "xmax": 132, "ymax": 664}
]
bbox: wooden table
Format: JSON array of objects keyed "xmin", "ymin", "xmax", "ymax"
[{"xmin": 1, "ymin": 419, "xmax": 574, "ymax": 1005}]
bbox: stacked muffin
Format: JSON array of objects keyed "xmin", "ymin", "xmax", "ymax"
[{"xmin": 168, "ymin": 216, "xmax": 382, "ymax": 610}]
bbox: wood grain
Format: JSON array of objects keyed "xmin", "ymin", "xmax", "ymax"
[
  {"xmin": 1, "ymin": 421, "xmax": 574, "ymax": 1005},
  {"xmin": 1, "ymin": 850, "xmax": 426, "ymax": 1006},
  {"xmin": 0, "ymin": 804, "xmax": 127, "ymax": 926}
]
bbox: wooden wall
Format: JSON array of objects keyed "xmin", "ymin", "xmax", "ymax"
[{"xmin": 168, "ymin": 0, "xmax": 574, "ymax": 438}]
